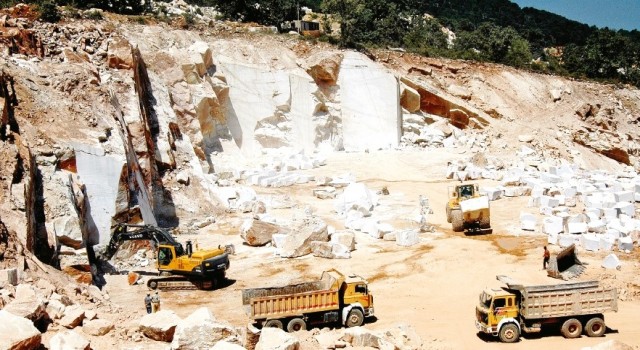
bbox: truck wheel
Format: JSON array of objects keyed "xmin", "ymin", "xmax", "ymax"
[
  {"xmin": 498, "ymin": 323, "xmax": 520, "ymax": 343},
  {"xmin": 561, "ymin": 318, "xmax": 582, "ymax": 338},
  {"xmin": 264, "ymin": 319, "xmax": 283, "ymax": 329},
  {"xmin": 446, "ymin": 205, "xmax": 452, "ymax": 223},
  {"xmin": 451, "ymin": 209, "xmax": 464, "ymax": 232},
  {"xmin": 585, "ymin": 317, "xmax": 606, "ymax": 337},
  {"xmin": 345, "ymin": 309, "xmax": 364, "ymax": 328},
  {"xmin": 287, "ymin": 318, "xmax": 306, "ymax": 332}
]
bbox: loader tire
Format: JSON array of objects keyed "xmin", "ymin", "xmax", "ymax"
[
  {"xmin": 446, "ymin": 204, "xmax": 452, "ymax": 223},
  {"xmin": 561, "ymin": 318, "xmax": 582, "ymax": 339},
  {"xmin": 498, "ymin": 323, "xmax": 520, "ymax": 343},
  {"xmin": 585, "ymin": 317, "xmax": 605, "ymax": 337},
  {"xmin": 451, "ymin": 209, "xmax": 464, "ymax": 232}
]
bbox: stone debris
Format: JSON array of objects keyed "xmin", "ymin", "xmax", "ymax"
[
  {"xmin": 50, "ymin": 330, "xmax": 90, "ymax": 350},
  {"xmin": 395, "ymin": 230, "xmax": 420, "ymax": 247},
  {"xmin": 240, "ymin": 219, "xmax": 283, "ymax": 247},
  {"xmin": 602, "ymin": 253, "xmax": 621, "ymax": 269},
  {"xmin": 580, "ymin": 339, "xmax": 635, "ymax": 350},
  {"xmin": 3, "ymin": 284, "xmax": 46, "ymax": 322},
  {"xmin": 275, "ymin": 217, "xmax": 329, "ymax": 258},
  {"xmin": 140, "ymin": 310, "xmax": 180, "ymax": 342},
  {"xmin": 60, "ymin": 304, "xmax": 86, "ymax": 329},
  {"xmin": 0, "ymin": 310, "xmax": 42, "ymax": 350},
  {"xmin": 256, "ymin": 327, "xmax": 299, "ymax": 350},
  {"xmin": 82, "ymin": 318, "xmax": 114, "ymax": 336},
  {"xmin": 170, "ymin": 307, "xmax": 240, "ymax": 350},
  {"xmin": 0, "ymin": 268, "xmax": 18, "ymax": 287}
]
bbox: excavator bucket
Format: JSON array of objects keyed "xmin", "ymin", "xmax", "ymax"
[{"xmin": 547, "ymin": 244, "xmax": 585, "ymax": 280}]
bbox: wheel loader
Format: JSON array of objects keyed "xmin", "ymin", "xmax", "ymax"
[{"xmin": 445, "ymin": 183, "xmax": 491, "ymax": 233}]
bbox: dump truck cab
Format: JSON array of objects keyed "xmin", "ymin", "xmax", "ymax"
[
  {"xmin": 341, "ymin": 274, "xmax": 375, "ymax": 319},
  {"xmin": 476, "ymin": 288, "xmax": 520, "ymax": 340}
]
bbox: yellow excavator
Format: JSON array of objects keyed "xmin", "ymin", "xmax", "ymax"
[
  {"xmin": 445, "ymin": 183, "xmax": 491, "ymax": 233},
  {"xmin": 103, "ymin": 223, "xmax": 231, "ymax": 290}
]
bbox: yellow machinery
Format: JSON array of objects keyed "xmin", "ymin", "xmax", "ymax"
[
  {"xmin": 476, "ymin": 275, "xmax": 617, "ymax": 343},
  {"xmin": 446, "ymin": 183, "xmax": 491, "ymax": 233},
  {"xmin": 242, "ymin": 269, "xmax": 374, "ymax": 332},
  {"xmin": 104, "ymin": 224, "xmax": 231, "ymax": 290}
]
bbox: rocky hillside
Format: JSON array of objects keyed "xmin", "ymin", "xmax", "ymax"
[{"xmin": 1, "ymin": 2, "xmax": 640, "ymax": 349}]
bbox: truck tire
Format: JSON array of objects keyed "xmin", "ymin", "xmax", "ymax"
[
  {"xmin": 345, "ymin": 309, "xmax": 364, "ymax": 328},
  {"xmin": 446, "ymin": 204, "xmax": 452, "ymax": 223},
  {"xmin": 561, "ymin": 318, "xmax": 582, "ymax": 338},
  {"xmin": 585, "ymin": 317, "xmax": 606, "ymax": 337},
  {"xmin": 498, "ymin": 323, "xmax": 520, "ymax": 343},
  {"xmin": 287, "ymin": 318, "xmax": 306, "ymax": 332},
  {"xmin": 451, "ymin": 209, "xmax": 464, "ymax": 232},
  {"xmin": 264, "ymin": 319, "xmax": 284, "ymax": 330}
]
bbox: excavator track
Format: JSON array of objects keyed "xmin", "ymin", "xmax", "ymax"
[{"xmin": 147, "ymin": 276, "xmax": 215, "ymax": 291}]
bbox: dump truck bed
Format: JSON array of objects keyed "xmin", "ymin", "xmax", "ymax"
[
  {"xmin": 497, "ymin": 275, "xmax": 617, "ymax": 319},
  {"xmin": 242, "ymin": 270, "xmax": 343, "ymax": 320}
]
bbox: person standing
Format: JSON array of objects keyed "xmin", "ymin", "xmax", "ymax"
[
  {"xmin": 144, "ymin": 293, "xmax": 152, "ymax": 314},
  {"xmin": 543, "ymin": 246, "xmax": 550, "ymax": 270},
  {"xmin": 151, "ymin": 291, "xmax": 160, "ymax": 313}
]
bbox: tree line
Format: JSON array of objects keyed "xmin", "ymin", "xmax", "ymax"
[{"xmin": 5, "ymin": 0, "xmax": 640, "ymax": 87}]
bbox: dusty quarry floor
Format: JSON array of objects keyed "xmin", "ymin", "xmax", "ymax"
[{"xmin": 102, "ymin": 149, "xmax": 640, "ymax": 350}]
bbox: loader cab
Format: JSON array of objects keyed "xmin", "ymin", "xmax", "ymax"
[{"xmin": 457, "ymin": 184, "xmax": 476, "ymax": 199}]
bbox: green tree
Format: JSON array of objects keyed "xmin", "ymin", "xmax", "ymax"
[
  {"xmin": 455, "ymin": 22, "xmax": 532, "ymax": 66},
  {"xmin": 403, "ymin": 16, "xmax": 449, "ymax": 56}
]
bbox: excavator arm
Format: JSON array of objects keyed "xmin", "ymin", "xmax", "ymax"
[{"xmin": 104, "ymin": 223, "xmax": 183, "ymax": 260}]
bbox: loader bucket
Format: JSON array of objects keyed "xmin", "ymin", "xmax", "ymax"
[{"xmin": 547, "ymin": 244, "xmax": 585, "ymax": 280}]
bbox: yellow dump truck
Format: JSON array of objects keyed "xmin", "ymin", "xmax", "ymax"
[
  {"xmin": 242, "ymin": 269, "xmax": 374, "ymax": 332},
  {"xmin": 476, "ymin": 275, "xmax": 618, "ymax": 343}
]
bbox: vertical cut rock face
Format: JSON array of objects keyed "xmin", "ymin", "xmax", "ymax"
[{"xmin": 339, "ymin": 52, "xmax": 401, "ymax": 152}]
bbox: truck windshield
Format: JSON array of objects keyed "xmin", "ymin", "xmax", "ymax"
[{"xmin": 480, "ymin": 291, "xmax": 492, "ymax": 308}]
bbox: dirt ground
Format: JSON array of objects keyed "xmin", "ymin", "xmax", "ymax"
[{"xmin": 99, "ymin": 149, "xmax": 640, "ymax": 350}]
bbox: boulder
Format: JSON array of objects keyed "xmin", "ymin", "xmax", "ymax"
[
  {"xmin": 256, "ymin": 327, "xmax": 299, "ymax": 350},
  {"xmin": 53, "ymin": 216, "xmax": 83, "ymax": 249},
  {"xmin": 400, "ymin": 83, "xmax": 421, "ymax": 113},
  {"xmin": 311, "ymin": 242, "xmax": 351, "ymax": 259},
  {"xmin": 4, "ymin": 284, "xmax": 46, "ymax": 322},
  {"xmin": 330, "ymin": 230, "xmax": 356, "ymax": 251},
  {"xmin": 107, "ymin": 36, "xmax": 133, "ymax": 69},
  {"xmin": 278, "ymin": 217, "xmax": 329, "ymax": 258},
  {"xmin": 140, "ymin": 310, "xmax": 179, "ymax": 342},
  {"xmin": 341, "ymin": 327, "xmax": 394, "ymax": 349},
  {"xmin": 0, "ymin": 310, "xmax": 42, "ymax": 350},
  {"xmin": 46, "ymin": 299, "xmax": 66, "ymax": 320},
  {"xmin": 60, "ymin": 304, "xmax": 86, "ymax": 329},
  {"xmin": 334, "ymin": 182, "xmax": 378, "ymax": 216},
  {"xmin": 382, "ymin": 324, "xmax": 423, "ymax": 349},
  {"xmin": 49, "ymin": 330, "xmax": 90, "ymax": 350},
  {"xmin": 82, "ymin": 318, "xmax": 114, "ymax": 336},
  {"xmin": 305, "ymin": 52, "xmax": 343, "ymax": 85},
  {"xmin": 0, "ymin": 268, "xmax": 18, "ymax": 287},
  {"xmin": 601, "ymin": 254, "xmax": 621, "ymax": 269},
  {"xmin": 395, "ymin": 230, "xmax": 419, "ymax": 247},
  {"xmin": 171, "ymin": 307, "xmax": 239, "ymax": 350},
  {"xmin": 240, "ymin": 219, "xmax": 281, "ymax": 247}
]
